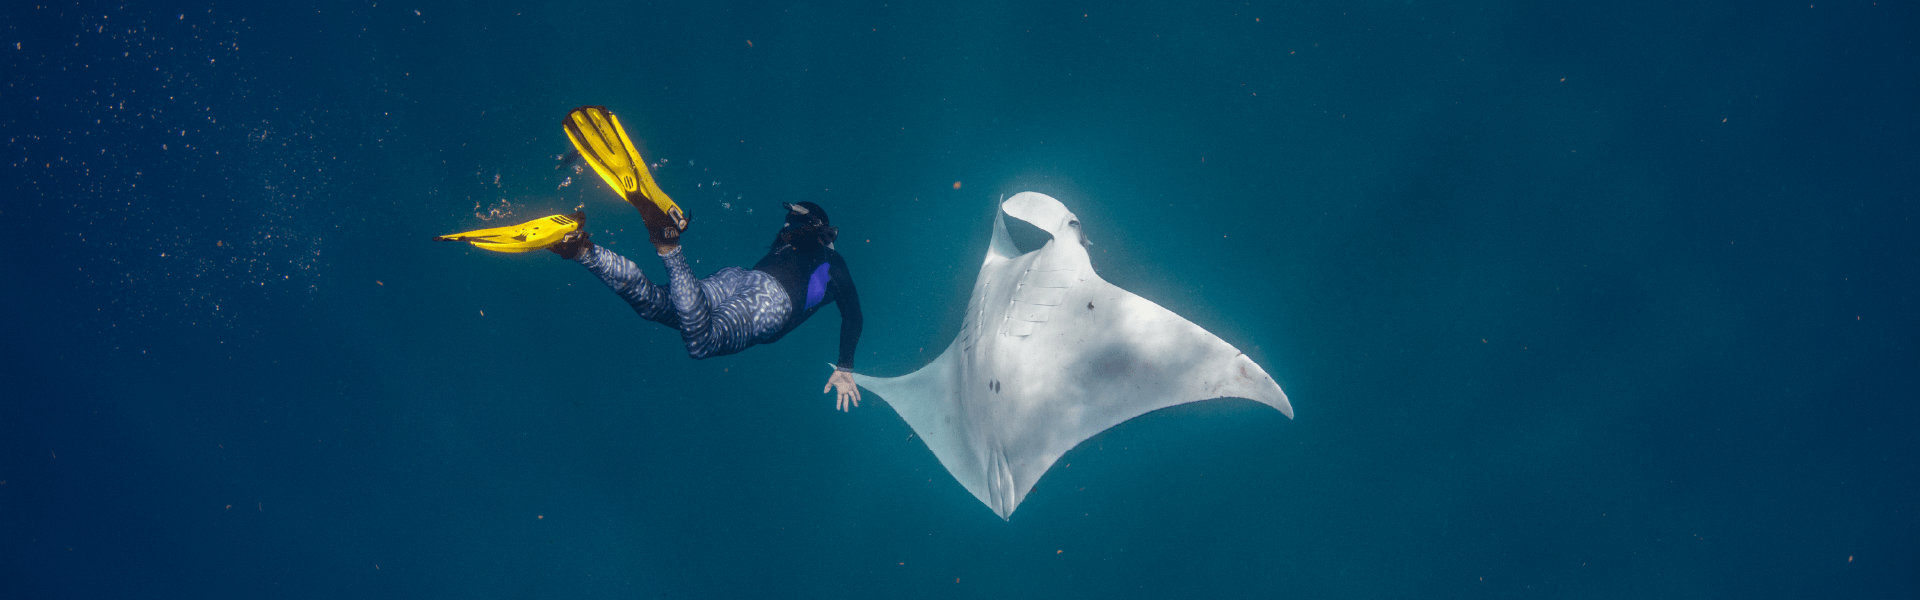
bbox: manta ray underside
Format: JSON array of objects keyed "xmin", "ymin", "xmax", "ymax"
[{"xmin": 857, "ymin": 192, "xmax": 1293, "ymax": 520}]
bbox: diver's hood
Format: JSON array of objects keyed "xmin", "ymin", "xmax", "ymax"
[
  {"xmin": 782, "ymin": 201, "xmax": 830, "ymax": 228},
  {"xmin": 779, "ymin": 202, "xmax": 836, "ymax": 249}
]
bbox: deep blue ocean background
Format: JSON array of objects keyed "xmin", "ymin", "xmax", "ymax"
[{"xmin": 4, "ymin": 1, "xmax": 1915, "ymax": 597}]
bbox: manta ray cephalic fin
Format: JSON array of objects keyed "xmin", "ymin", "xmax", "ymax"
[{"xmin": 857, "ymin": 192, "xmax": 1292, "ymax": 520}]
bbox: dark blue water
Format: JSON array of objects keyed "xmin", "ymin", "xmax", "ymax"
[{"xmin": 4, "ymin": 1, "xmax": 1915, "ymax": 597}]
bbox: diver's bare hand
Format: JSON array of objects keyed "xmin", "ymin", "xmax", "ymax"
[{"xmin": 825, "ymin": 369, "xmax": 861, "ymax": 412}]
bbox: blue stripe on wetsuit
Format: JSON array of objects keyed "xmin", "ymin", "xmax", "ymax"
[{"xmin": 805, "ymin": 262, "xmax": 831, "ymax": 310}]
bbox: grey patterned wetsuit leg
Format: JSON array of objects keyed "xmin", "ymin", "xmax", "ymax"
[
  {"xmin": 659, "ymin": 247, "xmax": 791, "ymax": 358},
  {"xmin": 575, "ymin": 245, "xmax": 791, "ymax": 359},
  {"xmin": 575, "ymin": 245, "xmax": 679, "ymax": 327}
]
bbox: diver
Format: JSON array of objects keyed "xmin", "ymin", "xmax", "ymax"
[{"xmin": 546, "ymin": 107, "xmax": 864, "ymax": 411}]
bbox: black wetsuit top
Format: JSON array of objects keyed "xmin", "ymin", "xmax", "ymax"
[{"xmin": 753, "ymin": 243, "xmax": 863, "ymax": 369}]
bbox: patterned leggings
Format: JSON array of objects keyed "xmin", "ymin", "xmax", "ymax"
[{"xmin": 576, "ymin": 245, "xmax": 792, "ymax": 359}]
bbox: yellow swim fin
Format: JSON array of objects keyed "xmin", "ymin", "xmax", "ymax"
[
  {"xmin": 562, "ymin": 106, "xmax": 689, "ymax": 241},
  {"xmin": 433, "ymin": 212, "xmax": 583, "ymax": 253}
]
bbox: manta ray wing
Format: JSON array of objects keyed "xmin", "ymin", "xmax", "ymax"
[{"xmin": 858, "ymin": 192, "xmax": 1292, "ymax": 520}]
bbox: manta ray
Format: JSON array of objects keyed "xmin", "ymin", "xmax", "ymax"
[{"xmin": 857, "ymin": 192, "xmax": 1293, "ymax": 520}]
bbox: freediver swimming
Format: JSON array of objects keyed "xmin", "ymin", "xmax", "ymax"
[
  {"xmin": 435, "ymin": 108, "xmax": 1289, "ymax": 520},
  {"xmin": 439, "ymin": 106, "xmax": 864, "ymax": 409}
]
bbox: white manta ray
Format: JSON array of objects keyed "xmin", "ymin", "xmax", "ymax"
[{"xmin": 857, "ymin": 192, "xmax": 1293, "ymax": 520}]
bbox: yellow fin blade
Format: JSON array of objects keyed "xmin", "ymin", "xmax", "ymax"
[
  {"xmin": 561, "ymin": 106, "xmax": 686, "ymax": 232},
  {"xmin": 433, "ymin": 212, "xmax": 582, "ymax": 253}
]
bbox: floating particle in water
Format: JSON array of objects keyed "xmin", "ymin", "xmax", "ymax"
[
  {"xmin": 558, "ymin": 176, "xmax": 572, "ymax": 189},
  {"xmin": 953, "ymin": 181, "xmax": 962, "ymax": 189},
  {"xmin": 722, "ymin": 202, "xmax": 731, "ymax": 209},
  {"xmin": 474, "ymin": 199, "xmax": 515, "ymax": 221}
]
